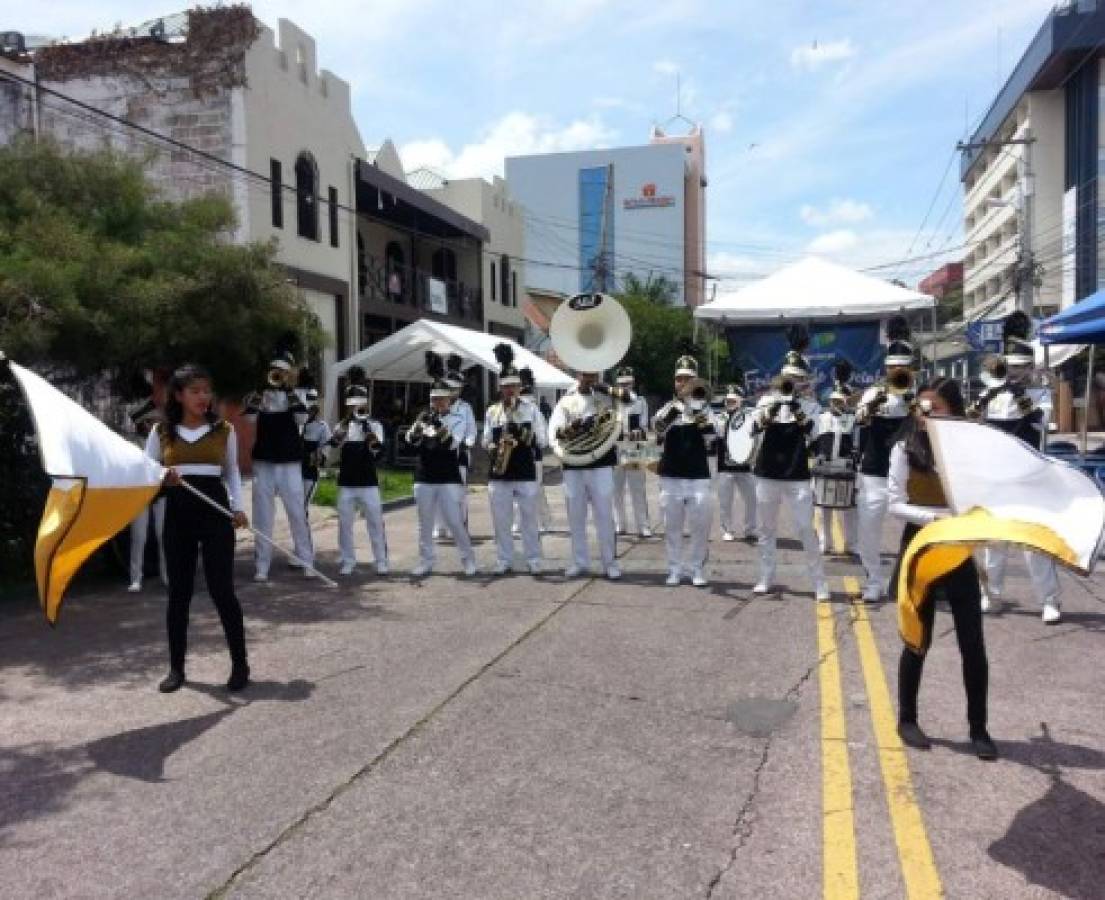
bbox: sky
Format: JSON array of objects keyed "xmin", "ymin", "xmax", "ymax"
[{"xmin": 28, "ymin": 0, "xmax": 1055, "ymax": 291}]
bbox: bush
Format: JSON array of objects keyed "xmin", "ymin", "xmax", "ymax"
[{"xmin": 311, "ymin": 469, "xmax": 414, "ymax": 507}]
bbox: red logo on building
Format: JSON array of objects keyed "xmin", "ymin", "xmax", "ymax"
[{"xmin": 642, "ymin": 183, "xmax": 657, "ymax": 198}]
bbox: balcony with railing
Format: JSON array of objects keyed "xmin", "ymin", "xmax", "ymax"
[{"xmin": 357, "ymin": 244, "xmax": 483, "ymax": 325}]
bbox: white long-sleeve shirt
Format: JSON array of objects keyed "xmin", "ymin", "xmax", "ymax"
[
  {"xmin": 145, "ymin": 423, "xmax": 245, "ymax": 512},
  {"xmin": 886, "ymin": 441, "xmax": 948, "ymax": 526}
]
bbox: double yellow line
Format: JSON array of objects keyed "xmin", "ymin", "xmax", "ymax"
[{"xmin": 816, "ymin": 520, "xmax": 943, "ymax": 898}]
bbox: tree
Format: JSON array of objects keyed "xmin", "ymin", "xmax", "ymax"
[
  {"xmin": 0, "ymin": 138, "xmax": 324, "ymax": 396},
  {"xmin": 619, "ymin": 271, "xmax": 680, "ymax": 306}
]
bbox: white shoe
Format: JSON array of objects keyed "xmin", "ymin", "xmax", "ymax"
[
  {"xmin": 640, "ymin": 526, "xmax": 653, "ymax": 538},
  {"xmin": 253, "ymin": 572, "xmax": 269, "ymax": 583},
  {"xmin": 127, "ymin": 580, "xmax": 141, "ymax": 593},
  {"xmin": 463, "ymin": 560, "xmax": 478, "ymax": 577},
  {"xmin": 376, "ymin": 563, "xmax": 389, "ymax": 576},
  {"xmin": 527, "ymin": 560, "xmax": 542, "ymax": 574},
  {"xmin": 980, "ymin": 592, "xmax": 992, "ymax": 613},
  {"xmin": 861, "ymin": 583, "xmax": 882, "ymax": 604},
  {"xmin": 411, "ymin": 563, "xmax": 431, "ymax": 577},
  {"xmin": 1042, "ymin": 602, "xmax": 1061, "ymax": 624},
  {"xmin": 606, "ymin": 565, "xmax": 622, "ymax": 581},
  {"xmin": 339, "ymin": 562, "xmax": 355, "ymax": 576},
  {"xmin": 665, "ymin": 569, "xmax": 681, "ymax": 586},
  {"xmin": 722, "ymin": 531, "xmax": 736, "ymax": 542},
  {"xmin": 815, "ymin": 582, "xmax": 832, "ymax": 603},
  {"xmin": 692, "ymin": 570, "xmax": 708, "ymax": 587},
  {"xmin": 564, "ymin": 565, "xmax": 583, "ymax": 578},
  {"xmin": 492, "ymin": 561, "xmax": 510, "ymax": 575},
  {"xmin": 752, "ymin": 581, "xmax": 771, "ymax": 595}
]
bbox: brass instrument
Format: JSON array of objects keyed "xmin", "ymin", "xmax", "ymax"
[
  {"xmin": 267, "ymin": 366, "xmax": 296, "ymax": 389},
  {"xmin": 886, "ymin": 367, "xmax": 914, "ymax": 395},
  {"xmin": 406, "ymin": 411, "xmax": 451, "ymax": 448},
  {"xmin": 490, "ymin": 398, "xmax": 531, "ymax": 477}
]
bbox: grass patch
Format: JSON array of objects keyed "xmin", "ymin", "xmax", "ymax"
[{"xmin": 311, "ymin": 469, "xmax": 414, "ymax": 508}]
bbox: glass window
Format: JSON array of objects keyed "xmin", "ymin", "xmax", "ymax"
[
  {"xmin": 270, "ymin": 159, "xmax": 283, "ymax": 229},
  {"xmin": 295, "ymin": 152, "xmax": 319, "ymax": 241},
  {"xmin": 579, "ymin": 165, "xmax": 614, "ymax": 292},
  {"xmin": 490, "ymin": 260, "xmax": 497, "ymax": 301},
  {"xmin": 328, "ymin": 186, "xmax": 339, "ymax": 248}
]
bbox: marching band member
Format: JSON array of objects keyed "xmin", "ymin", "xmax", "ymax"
[
  {"xmin": 855, "ymin": 316, "xmax": 916, "ymax": 602},
  {"xmin": 751, "ymin": 328, "xmax": 830, "ymax": 601},
  {"xmin": 243, "ymin": 345, "xmax": 314, "ymax": 582},
  {"xmin": 298, "ymin": 369, "xmax": 331, "ymax": 511},
  {"xmin": 612, "ymin": 366, "xmax": 653, "ymax": 538},
  {"xmin": 484, "ymin": 344, "xmax": 546, "ymax": 574},
  {"xmin": 653, "ymin": 356, "xmax": 716, "ymax": 586},
  {"xmin": 330, "ymin": 383, "xmax": 389, "ymax": 577},
  {"xmin": 814, "ymin": 360, "xmax": 858, "ymax": 555},
  {"xmin": 127, "ymin": 390, "xmax": 168, "ymax": 592},
  {"xmin": 407, "ymin": 354, "xmax": 477, "ymax": 577},
  {"xmin": 435, "ymin": 354, "xmax": 477, "ymax": 539},
  {"xmin": 889, "ymin": 378, "xmax": 995, "ymax": 760},
  {"xmin": 548, "ymin": 371, "xmax": 627, "ymax": 580},
  {"xmin": 973, "ymin": 312, "xmax": 1062, "ymax": 623},
  {"xmin": 148, "ymin": 364, "xmax": 249, "ymax": 694},
  {"xmin": 518, "ymin": 367, "xmax": 553, "ymax": 532},
  {"xmin": 714, "ymin": 380, "xmax": 757, "ymax": 543}
]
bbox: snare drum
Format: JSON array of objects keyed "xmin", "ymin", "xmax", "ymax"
[{"xmin": 812, "ymin": 466, "xmax": 856, "ymax": 508}]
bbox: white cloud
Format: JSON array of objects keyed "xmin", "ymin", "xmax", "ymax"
[
  {"xmin": 800, "ymin": 198, "xmax": 874, "ymax": 228},
  {"xmin": 399, "ymin": 111, "xmax": 618, "ymax": 180},
  {"xmin": 807, "ymin": 230, "xmax": 859, "ymax": 254},
  {"xmin": 653, "ymin": 59, "xmax": 680, "ymax": 76},
  {"xmin": 709, "ymin": 110, "xmax": 734, "ymax": 134},
  {"xmin": 790, "ymin": 39, "xmax": 856, "ymax": 71}
]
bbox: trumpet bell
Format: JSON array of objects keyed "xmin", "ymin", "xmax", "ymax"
[
  {"xmin": 886, "ymin": 368, "xmax": 914, "ymax": 394},
  {"xmin": 550, "ymin": 293, "xmax": 631, "ymax": 373}
]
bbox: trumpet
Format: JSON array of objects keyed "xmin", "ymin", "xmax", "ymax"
[
  {"xmin": 772, "ymin": 375, "xmax": 796, "ymax": 399},
  {"xmin": 267, "ymin": 366, "xmax": 294, "ymax": 389},
  {"xmin": 886, "ymin": 367, "xmax": 914, "ymax": 395}
]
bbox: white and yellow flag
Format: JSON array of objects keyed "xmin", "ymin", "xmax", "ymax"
[
  {"xmin": 10, "ymin": 362, "xmax": 165, "ymax": 624},
  {"xmin": 897, "ymin": 418, "xmax": 1105, "ymax": 651}
]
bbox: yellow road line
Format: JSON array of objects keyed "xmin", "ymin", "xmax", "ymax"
[
  {"xmin": 831, "ymin": 516, "xmax": 943, "ymax": 898},
  {"xmin": 817, "ymin": 601, "xmax": 859, "ymax": 899}
]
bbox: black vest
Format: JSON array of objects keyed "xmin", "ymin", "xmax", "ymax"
[
  {"xmin": 489, "ymin": 425, "xmax": 537, "ymax": 482},
  {"xmin": 858, "ymin": 416, "xmax": 903, "ymax": 477},
  {"xmin": 658, "ymin": 420, "xmax": 712, "ymax": 479},
  {"xmin": 754, "ymin": 420, "xmax": 813, "ymax": 481},
  {"xmin": 253, "ymin": 409, "xmax": 303, "ymax": 464}
]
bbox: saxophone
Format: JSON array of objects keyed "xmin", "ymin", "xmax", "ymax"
[{"xmin": 491, "ymin": 398, "xmax": 530, "ymax": 476}]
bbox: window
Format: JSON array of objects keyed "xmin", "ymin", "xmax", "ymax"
[
  {"xmin": 500, "ymin": 254, "xmax": 510, "ymax": 305},
  {"xmin": 432, "ymin": 247, "xmax": 458, "ymax": 283},
  {"xmin": 511, "ymin": 270, "xmax": 518, "ymax": 307},
  {"xmin": 328, "ymin": 186, "xmax": 339, "ymax": 248},
  {"xmin": 270, "ymin": 159, "xmax": 283, "ymax": 228},
  {"xmin": 295, "ymin": 151, "xmax": 319, "ymax": 241},
  {"xmin": 579, "ymin": 165, "xmax": 614, "ymax": 291},
  {"xmin": 490, "ymin": 260, "xmax": 497, "ymax": 301},
  {"xmin": 385, "ymin": 241, "xmax": 405, "ymax": 301}
]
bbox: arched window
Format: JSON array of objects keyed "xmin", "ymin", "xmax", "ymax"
[
  {"xmin": 295, "ymin": 151, "xmax": 319, "ymax": 241},
  {"xmin": 385, "ymin": 241, "xmax": 405, "ymax": 301}
]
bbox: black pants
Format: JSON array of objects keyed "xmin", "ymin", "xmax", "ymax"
[
  {"xmin": 895, "ymin": 524, "xmax": 988, "ymax": 733},
  {"xmin": 163, "ymin": 477, "xmax": 247, "ymax": 673}
]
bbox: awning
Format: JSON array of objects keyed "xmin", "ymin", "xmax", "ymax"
[
  {"xmin": 1039, "ymin": 289, "xmax": 1105, "ymax": 345},
  {"xmin": 324, "ymin": 319, "xmax": 574, "ymax": 420},
  {"xmin": 694, "ymin": 256, "xmax": 935, "ymax": 323}
]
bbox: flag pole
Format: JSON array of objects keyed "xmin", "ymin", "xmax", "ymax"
[{"xmin": 177, "ymin": 479, "xmax": 338, "ymax": 588}]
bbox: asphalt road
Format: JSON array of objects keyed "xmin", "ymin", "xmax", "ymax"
[{"xmin": 1, "ymin": 478, "xmax": 1103, "ymax": 898}]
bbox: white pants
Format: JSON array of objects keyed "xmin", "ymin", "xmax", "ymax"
[
  {"xmin": 490, "ymin": 480, "xmax": 542, "ymax": 566},
  {"xmin": 983, "ymin": 545, "xmax": 1061, "ymax": 606},
  {"xmin": 660, "ymin": 477, "xmax": 713, "ymax": 572},
  {"xmin": 129, "ymin": 498, "xmax": 167, "ymax": 584},
  {"xmin": 515, "ymin": 461, "xmax": 553, "ymax": 531},
  {"xmin": 337, "ymin": 486, "xmax": 388, "ymax": 569},
  {"xmin": 436, "ymin": 465, "xmax": 469, "ymax": 533},
  {"xmin": 857, "ymin": 474, "xmax": 888, "ymax": 593},
  {"xmin": 817, "ymin": 506, "xmax": 857, "ymax": 552},
  {"xmin": 755, "ymin": 478, "xmax": 825, "ymax": 588},
  {"xmin": 416, "ymin": 482, "xmax": 474, "ymax": 568},
  {"xmin": 562, "ymin": 467, "xmax": 617, "ymax": 569},
  {"xmin": 717, "ymin": 471, "xmax": 757, "ymax": 536},
  {"xmin": 252, "ymin": 461, "xmax": 314, "ymax": 575},
  {"xmin": 613, "ymin": 466, "xmax": 650, "ymax": 533}
]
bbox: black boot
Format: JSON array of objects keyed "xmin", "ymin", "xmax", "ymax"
[
  {"xmin": 158, "ymin": 669, "xmax": 185, "ymax": 693},
  {"xmin": 226, "ymin": 663, "xmax": 250, "ymax": 692},
  {"xmin": 898, "ymin": 721, "xmax": 931, "ymax": 750},
  {"xmin": 970, "ymin": 728, "xmax": 998, "ymax": 761}
]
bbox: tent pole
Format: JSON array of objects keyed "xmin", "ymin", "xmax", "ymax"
[
  {"xmin": 1082, "ymin": 347, "xmax": 1094, "ymax": 457},
  {"xmin": 1042, "ymin": 345, "xmax": 1049, "ymax": 453}
]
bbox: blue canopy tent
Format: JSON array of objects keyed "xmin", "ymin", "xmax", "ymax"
[{"xmin": 1039, "ymin": 290, "xmax": 1105, "ymax": 457}]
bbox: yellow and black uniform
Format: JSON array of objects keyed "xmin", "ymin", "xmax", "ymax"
[{"xmin": 147, "ymin": 420, "xmax": 247, "ymax": 683}]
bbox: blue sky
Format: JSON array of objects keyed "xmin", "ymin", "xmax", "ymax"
[{"xmin": 34, "ymin": 1, "xmax": 1053, "ymax": 289}]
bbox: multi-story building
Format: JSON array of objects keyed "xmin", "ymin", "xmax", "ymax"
[
  {"xmin": 505, "ymin": 125, "xmax": 707, "ymax": 307},
  {"xmin": 409, "ymin": 169, "xmax": 527, "ymax": 345},
  {"xmin": 961, "ymin": 1, "xmax": 1105, "ymax": 319}
]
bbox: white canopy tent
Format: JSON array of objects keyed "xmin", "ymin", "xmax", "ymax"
[
  {"xmin": 694, "ymin": 256, "xmax": 935, "ymax": 323},
  {"xmin": 324, "ymin": 319, "xmax": 574, "ymax": 421}
]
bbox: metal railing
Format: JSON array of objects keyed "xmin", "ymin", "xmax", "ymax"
[{"xmin": 359, "ymin": 250, "xmax": 483, "ymax": 324}]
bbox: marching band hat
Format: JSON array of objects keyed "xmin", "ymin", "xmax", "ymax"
[
  {"xmin": 724, "ymin": 383, "xmax": 744, "ymax": 400},
  {"xmin": 884, "ymin": 315, "xmax": 915, "ymax": 368},
  {"xmin": 675, "ymin": 355, "xmax": 698, "ymax": 377},
  {"xmin": 829, "ymin": 382, "xmax": 851, "ymax": 403},
  {"xmin": 780, "ymin": 324, "xmax": 811, "ymax": 378},
  {"xmin": 493, "ymin": 343, "xmax": 522, "ymax": 386},
  {"xmin": 830, "ymin": 358, "xmax": 853, "ymax": 402},
  {"xmin": 444, "ymin": 353, "xmax": 465, "ymax": 389},
  {"xmin": 429, "ymin": 379, "xmax": 454, "ymax": 399},
  {"xmin": 344, "ymin": 384, "xmax": 368, "ymax": 407},
  {"xmin": 1002, "ymin": 311, "xmax": 1035, "ymax": 367},
  {"xmin": 269, "ymin": 350, "xmax": 295, "ymax": 371},
  {"xmin": 615, "ymin": 366, "xmax": 635, "ymax": 384},
  {"xmin": 519, "ymin": 366, "xmax": 535, "ymax": 395}
]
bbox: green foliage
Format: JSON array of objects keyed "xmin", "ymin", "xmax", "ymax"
[
  {"xmin": 0, "ymin": 137, "xmax": 324, "ymax": 396},
  {"xmin": 937, "ymin": 285, "xmax": 964, "ymax": 327},
  {"xmin": 615, "ymin": 289, "xmax": 698, "ymax": 398},
  {"xmin": 619, "ymin": 271, "xmax": 680, "ymax": 306},
  {"xmin": 311, "ymin": 470, "xmax": 414, "ymax": 507}
]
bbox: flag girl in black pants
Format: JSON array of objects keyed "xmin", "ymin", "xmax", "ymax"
[
  {"xmin": 146, "ymin": 365, "xmax": 250, "ymax": 693},
  {"xmin": 887, "ymin": 377, "xmax": 995, "ymax": 760}
]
